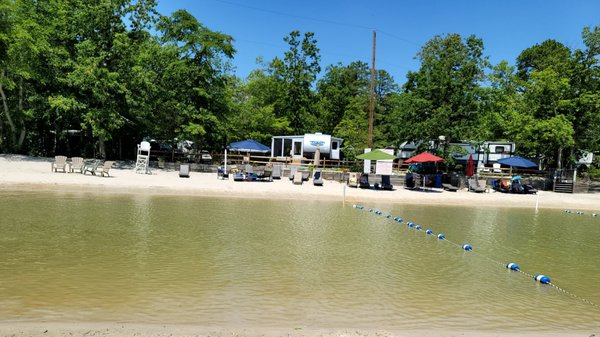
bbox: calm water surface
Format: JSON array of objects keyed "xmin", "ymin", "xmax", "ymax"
[{"xmin": 1, "ymin": 190, "xmax": 599, "ymax": 332}]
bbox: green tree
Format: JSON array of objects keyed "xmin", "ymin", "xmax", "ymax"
[
  {"xmin": 315, "ymin": 61, "xmax": 370, "ymax": 134},
  {"xmin": 226, "ymin": 74, "xmax": 291, "ymax": 144},
  {"xmin": 157, "ymin": 9, "xmax": 235, "ymax": 151},
  {"xmin": 270, "ymin": 30, "xmax": 320, "ymax": 134},
  {"xmin": 316, "ymin": 61, "xmax": 399, "ymax": 152},
  {"xmin": 391, "ymin": 34, "xmax": 489, "ymax": 150}
]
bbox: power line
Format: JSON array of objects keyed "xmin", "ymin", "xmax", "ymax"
[{"xmin": 213, "ymin": 0, "xmax": 375, "ymax": 31}]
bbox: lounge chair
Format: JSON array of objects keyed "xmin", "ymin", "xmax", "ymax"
[
  {"xmin": 347, "ymin": 172, "xmax": 359, "ymax": 187},
  {"xmin": 83, "ymin": 159, "xmax": 101, "ymax": 175},
  {"xmin": 468, "ymin": 178, "xmax": 485, "ymax": 193},
  {"xmin": 289, "ymin": 167, "xmax": 298, "ymax": 181},
  {"xmin": 478, "ymin": 179, "xmax": 489, "ymax": 193},
  {"xmin": 413, "ymin": 173, "xmax": 423, "ymax": 189},
  {"xmin": 51, "ymin": 155, "xmax": 68, "ymax": 173},
  {"xmin": 313, "ymin": 170, "xmax": 323, "ymax": 186},
  {"xmin": 217, "ymin": 166, "xmax": 229, "ymax": 179},
  {"xmin": 179, "ymin": 164, "xmax": 190, "ymax": 178},
  {"xmin": 69, "ymin": 157, "xmax": 84, "ymax": 173},
  {"xmin": 257, "ymin": 170, "xmax": 272, "ymax": 182},
  {"xmin": 379, "ymin": 175, "xmax": 393, "ymax": 190},
  {"xmin": 293, "ymin": 171, "xmax": 303, "ymax": 185},
  {"xmin": 98, "ymin": 161, "xmax": 114, "ymax": 177},
  {"xmin": 442, "ymin": 183, "xmax": 458, "ymax": 192},
  {"xmin": 272, "ymin": 165, "xmax": 282, "ymax": 179},
  {"xmin": 301, "ymin": 170, "xmax": 310, "ymax": 181},
  {"xmin": 523, "ymin": 182, "xmax": 538, "ymax": 194},
  {"xmin": 359, "ymin": 173, "xmax": 370, "ymax": 189}
]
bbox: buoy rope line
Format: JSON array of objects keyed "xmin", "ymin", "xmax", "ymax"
[
  {"xmin": 564, "ymin": 210, "xmax": 599, "ymax": 217},
  {"xmin": 352, "ymin": 204, "xmax": 600, "ymax": 310}
]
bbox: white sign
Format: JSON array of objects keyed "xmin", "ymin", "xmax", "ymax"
[
  {"xmin": 375, "ymin": 149, "xmax": 394, "ymax": 175},
  {"xmin": 363, "ymin": 148, "xmax": 371, "ymax": 174}
]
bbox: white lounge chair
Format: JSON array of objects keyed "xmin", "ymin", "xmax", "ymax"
[
  {"xmin": 70, "ymin": 157, "xmax": 84, "ymax": 173},
  {"xmin": 98, "ymin": 161, "xmax": 115, "ymax": 177},
  {"xmin": 51, "ymin": 155, "xmax": 68, "ymax": 173}
]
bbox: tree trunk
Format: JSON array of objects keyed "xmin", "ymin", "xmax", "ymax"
[
  {"xmin": 557, "ymin": 147, "xmax": 562, "ymax": 170},
  {"xmin": 0, "ymin": 70, "xmax": 18, "ymax": 148},
  {"xmin": 99, "ymin": 138, "xmax": 106, "ymax": 159},
  {"xmin": 16, "ymin": 77, "xmax": 24, "ymax": 151}
]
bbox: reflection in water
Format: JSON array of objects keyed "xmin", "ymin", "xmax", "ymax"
[{"xmin": 0, "ymin": 191, "xmax": 599, "ymax": 331}]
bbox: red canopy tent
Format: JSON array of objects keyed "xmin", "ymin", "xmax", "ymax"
[{"xmin": 405, "ymin": 152, "xmax": 444, "ymax": 163}]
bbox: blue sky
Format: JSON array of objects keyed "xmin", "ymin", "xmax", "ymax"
[{"xmin": 156, "ymin": 0, "xmax": 599, "ymax": 84}]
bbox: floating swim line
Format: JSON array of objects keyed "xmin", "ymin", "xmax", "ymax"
[
  {"xmin": 353, "ymin": 204, "xmax": 600, "ymax": 310},
  {"xmin": 564, "ymin": 209, "xmax": 599, "ymax": 217}
]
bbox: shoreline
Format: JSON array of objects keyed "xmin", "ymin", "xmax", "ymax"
[
  {"xmin": 1, "ymin": 154, "xmax": 599, "ymax": 211},
  {"xmin": 0, "ymin": 322, "xmax": 591, "ymax": 337}
]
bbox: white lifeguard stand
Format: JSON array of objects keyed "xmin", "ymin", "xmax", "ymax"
[{"xmin": 135, "ymin": 141, "xmax": 151, "ymax": 174}]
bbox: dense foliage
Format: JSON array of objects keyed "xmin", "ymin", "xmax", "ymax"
[{"xmin": 1, "ymin": 1, "xmax": 598, "ymax": 172}]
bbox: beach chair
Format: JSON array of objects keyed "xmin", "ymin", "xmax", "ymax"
[
  {"xmin": 478, "ymin": 179, "xmax": 489, "ymax": 193},
  {"xmin": 379, "ymin": 175, "xmax": 393, "ymax": 190},
  {"xmin": 51, "ymin": 155, "xmax": 68, "ymax": 173},
  {"xmin": 98, "ymin": 161, "xmax": 114, "ymax": 177},
  {"xmin": 257, "ymin": 170, "xmax": 272, "ymax": 182},
  {"xmin": 347, "ymin": 172, "xmax": 359, "ymax": 187},
  {"xmin": 179, "ymin": 164, "xmax": 190, "ymax": 178},
  {"xmin": 468, "ymin": 178, "xmax": 485, "ymax": 193},
  {"xmin": 412, "ymin": 173, "xmax": 423, "ymax": 190},
  {"xmin": 83, "ymin": 159, "xmax": 102, "ymax": 175},
  {"xmin": 313, "ymin": 170, "xmax": 323, "ymax": 186},
  {"xmin": 217, "ymin": 166, "xmax": 229, "ymax": 180},
  {"xmin": 359, "ymin": 173, "xmax": 370, "ymax": 189},
  {"xmin": 69, "ymin": 157, "xmax": 84, "ymax": 173},
  {"xmin": 293, "ymin": 171, "xmax": 303, "ymax": 185},
  {"xmin": 442, "ymin": 183, "xmax": 458, "ymax": 192},
  {"xmin": 272, "ymin": 165, "xmax": 282, "ymax": 179},
  {"xmin": 301, "ymin": 170, "xmax": 310, "ymax": 181},
  {"xmin": 289, "ymin": 167, "xmax": 298, "ymax": 181}
]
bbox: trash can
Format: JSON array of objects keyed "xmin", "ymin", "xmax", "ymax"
[
  {"xmin": 434, "ymin": 174, "xmax": 443, "ymax": 188},
  {"xmin": 179, "ymin": 164, "xmax": 190, "ymax": 178}
]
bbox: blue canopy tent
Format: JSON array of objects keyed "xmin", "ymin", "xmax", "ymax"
[
  {"xmin": 497, "ymin": 156, "xmax": 537, "ymax": 168},
  {"xmin": 226, "ymin": 139, "xmax": 270, "ymax": 171},
  {"xmin": 497, "ymin": 156, "xmax": 537, "ymax": 176},
  {"xmin": 229, "ymin": 139, "xmax": 270, "ymax": 153}
]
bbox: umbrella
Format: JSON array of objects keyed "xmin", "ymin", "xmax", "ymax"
[
  {"xmin": 466, "ymin": 154, "xmax": 474, "ymax": 177},
  {"xmin": 497, "ymin": 156, "xmax": 537, "ymax": 168},
  {"xmin": 229, "ymin": 139, "xmax": 270, "ymax": 153},
  {"xmin": 313, "ymin": 147, "xmax": 321, "ymax": 167},
  {"xmin": 405, "ymin": 152, "xmax": 444, "ymax": 163},
  {"xmin": 356, "ymin": 149, "xmax": 397, "ymax": 160}
]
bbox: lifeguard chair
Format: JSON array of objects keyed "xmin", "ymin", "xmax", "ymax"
[{"xmin": 135, "ymin": 141, "xmax": 151, "ymax": 174}]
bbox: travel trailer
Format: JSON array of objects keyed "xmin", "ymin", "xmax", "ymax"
[
  {"xmin": 449, "ymin": 141, "xmax": 516, "ymax": 167},
  {"xmin": 271, "ymin": 133, "xmax": 343, "ymax": 160}
]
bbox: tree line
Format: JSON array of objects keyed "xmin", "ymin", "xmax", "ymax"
[{"xmin": 1, "ymin": 1, "xmax": 598, "ymax": 173}]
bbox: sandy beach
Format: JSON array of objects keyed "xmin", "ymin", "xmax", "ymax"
[
  {"xmin": 1, "ymin": 154, "xmax": 599, "ymax": 212},
  {"xmin": 1, "ymin": 154, "xmax": 599, "ymax": 337}
]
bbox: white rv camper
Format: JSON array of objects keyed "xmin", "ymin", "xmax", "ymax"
[
  {"xmin": 449, "ymin": 141, "xmax": 516, "ymax": 167},
  {"xmin": 271, "ymin": 133, "xmax": 343, "ymax": 160}
]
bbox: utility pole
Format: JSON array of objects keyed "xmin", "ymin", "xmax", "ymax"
[{"xmin": 368, "ymin": 30, "xmax": 376, "ymax": 148}]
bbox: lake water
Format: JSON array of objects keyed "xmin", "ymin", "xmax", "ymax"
[{"xmin": 1, "ymin": 190, "xmax": 599, "ymax": 332}]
